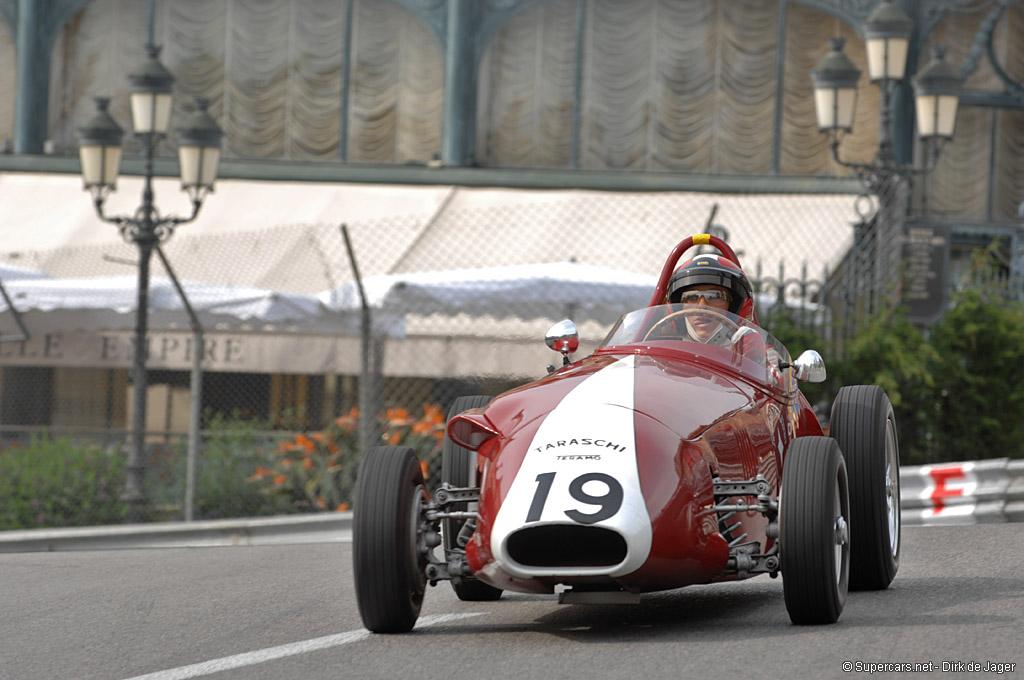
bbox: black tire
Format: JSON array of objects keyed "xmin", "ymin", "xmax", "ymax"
[
  {"xmin": 441, "ymin": 396, "xmax": 503, "ymax": 601},
  {"xmin": 830, "ymin": 385, "xmax": 901, "ymax": 591},
  {"xmin": 353, "ymin": 446, "xmax": 428, "ymax": 633},
  {"xmin": 781, "ymin": 436, "xmax": 850, "ymax": 625}
]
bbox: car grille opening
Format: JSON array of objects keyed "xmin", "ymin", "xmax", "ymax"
[{"xmin": 506, "ymin": 525, "xmax": 627, "ymax": 568}]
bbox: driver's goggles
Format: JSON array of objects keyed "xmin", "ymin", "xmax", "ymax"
[{"xmin": 678, "ymin": 289, "xmax": 731, "ymax": 305}]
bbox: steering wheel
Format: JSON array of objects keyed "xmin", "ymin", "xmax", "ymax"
[{"xmin": 642, "ymin": 307, "xmax": 741, "ymax": 342}]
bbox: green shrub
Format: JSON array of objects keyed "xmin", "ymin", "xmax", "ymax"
[
  {"xmin": 929, "ymin": 286, "xmax": 1024, "ymax": 462},
  {"xmin": 145, "ymin": 411, "xmax": 293, "ymax": 520},
  {"xmin": 194, "ymin": 411, "xmax": 292, "ymax": 518},
  {"xmin": 829, "ymin": 304, "xmax": 941, "ymax": 465},
  {"xmin": 0, "ymin": 436, "xmax": 126, "ymax": 530}
]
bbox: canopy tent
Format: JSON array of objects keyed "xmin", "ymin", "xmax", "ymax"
[
  {"xmin": 0, "ymin": 262, "xmax": 51, "ymax": 281},
  {"xmin": 1, "ymin": 275, "xmax": 347, "ymax": 334},
  {"xmin": 316, "ymin": 260, "xmax": 814, "ymax": 335},
  {"xmin": 318, "ymin": 261, "xmax": 659, "ymax": 337}
]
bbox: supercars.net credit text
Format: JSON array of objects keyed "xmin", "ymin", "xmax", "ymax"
[{"xmin": 842, "ymin": 661, "xmax": 1016, "ymax": 674}]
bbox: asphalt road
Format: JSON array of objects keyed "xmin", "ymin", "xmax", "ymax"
[{"xmin": 2, "ymin": 524, "xmax": 1021, "ymax": 680}]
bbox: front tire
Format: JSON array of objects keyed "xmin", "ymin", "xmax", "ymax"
[
  {"xmin": 353, "ymin": 446, "xmax": 428, "ymax": 633},
  {"xmin": 830, "ymin": 385, "xmax": 901, "ymax": 591},
  {"xmin": 442, "ymin": 396, "xmax": 503, "ymax": 601},
  {"xmin": 781, "ymin": 436, "xmax": 850, "ymax": 625}
]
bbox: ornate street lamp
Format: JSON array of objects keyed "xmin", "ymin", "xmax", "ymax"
[
  {"xmin": 811, "ymin": 37, "xmax": 861, "ymax": 134},
  {"xmin": 811, "ymin": 1, "xmax": 962, "ymax": 190},
  {"xmin": 912, "ymin": 47, "xmax": 961, "ymax": 140},
  {"xmin": 811, "ymin": 2, "xmax": 964, "ymax": 321},
  {"xmin": 77, "ymin": 45, "xmax": 223, "ymax": 520},
  {"xmin": 863, "ymin": 0, "xmax": 913, "ymax": 83}
]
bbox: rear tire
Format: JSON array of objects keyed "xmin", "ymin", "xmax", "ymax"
[
  {"xmin": 830, "ymin": 385, "xmax": 901, "ymax": 591},
  {"xmin": 353, "ymin": 446, "xmax": 428, "ymax": 633},
  {"xmin": 781, "ymin": 436, "xmax": 850, "ymax": 625},
  {"xmin": 442, "ymin": 396, "xmax": 503, "ymax": 601}
]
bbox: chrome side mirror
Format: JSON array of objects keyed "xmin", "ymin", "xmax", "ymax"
[
  {"xmin": 790, "ymin": 349, "xmax": 826, "ymax": 383},
  {"xmin": 545, "ymin": 319, "xmax": 579, "ymax": 367}
]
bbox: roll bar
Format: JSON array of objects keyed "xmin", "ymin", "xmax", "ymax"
[{"xmin": 647, "ymin": 233, "xmax": 744, "ymax": 307}]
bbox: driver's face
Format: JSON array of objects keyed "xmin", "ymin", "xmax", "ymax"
[{"xmin": 681, "ymin": 285, "xmax": 731, "ymax": 341}]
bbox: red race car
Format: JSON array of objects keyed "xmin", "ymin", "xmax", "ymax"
[{"xmin": 353, "ymin": 234, "xmax": 901, "ymax": 632}]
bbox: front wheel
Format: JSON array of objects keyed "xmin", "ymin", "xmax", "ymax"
[
  {"xmin": 353, "ymin": 446, "xmax": 429, "ymax": 633},
  {"xmin": 780, "ymin": 436, "xmax": 850, "ymax": 625},
  {"xmin": 830, "ymin": 385, "xmax": 901, "ymax": 591}
]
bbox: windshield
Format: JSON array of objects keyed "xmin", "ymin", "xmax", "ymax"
[{"xmin": 599, "ymin": 305, "xmax": 793, "ymax": 390}]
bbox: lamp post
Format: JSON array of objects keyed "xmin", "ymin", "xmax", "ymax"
[
  {"xmin": 810, "ymin": 1, "xmax": 962, "ymax": 317},
  {"xmin": 811, "ymin": 2, "xmax": 962, "ymax": 192},
  {"xmin": 77, "ymin": 45, "xmax": 223, "ymax": 520}
]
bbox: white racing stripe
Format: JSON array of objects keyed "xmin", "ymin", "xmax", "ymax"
[
  {"xmin": 121, "ymin": 613, "xmax": 481, "ymax": 680},
  {"xmin": 491, "ymin": 355, "xmax": 653, "ymax": 578}
]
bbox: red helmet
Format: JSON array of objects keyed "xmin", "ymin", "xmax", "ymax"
[{"xmin": 667, "ymin": 254, "xmax": 754, "ymax": 320}]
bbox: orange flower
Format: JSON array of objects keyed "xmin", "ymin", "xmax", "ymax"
[
  {"xmin": 302, "ymin": 457, "xmax": 314, "ymax": 470},
  {"xmin": 273, "ymin": 474, "xmax": 287, "ymax": 486},
  {"xmin": 423, "ymin": 403, "xmax": 444, "ymax": 424},
  {"xmin": 386, "ymin": 432, "xmax": 401, "ymax": 445},
  {"xmin": 336, "ymin": 502, "xmax": 350, "ymax": 512},
  {"xmin": 281, "ymin": 458, "xmax": 292, "ymax": 468},
  {"xmin": 386, "ymin": 407, "xmax": 410, "ymax": 424},
  {"xmin": 247, "ymin": 466, "xmax": 272, "ymax": 482},
  {"xmin": 412, "ymin": 420, "xmax": 432, "ymax": 435},
  {"xmin": 420, "ymin": 460, "xmax": 429, "ymax": 479},
  {"xmin": 335, "ymin": 406, "xmax": 359, "ymax": 431}
]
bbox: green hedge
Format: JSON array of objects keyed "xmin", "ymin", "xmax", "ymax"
[
  {"xmin": 928, "ymin": 287, "xmax": 1024, "ymax": 463},
  {"xmin": 771, "ymin": 283, "xmax": 1024, "ymax": 465},
  {"xmin": 0, "ymin": 414, "xmax": 293, "ymax": 530},
  {"xmin": 143, "ymin": 412, "xmax": 294, "ymax": 520},
  {"xmin": 0, "ymin": 436, "xmax": 127, "ymax": 530}
]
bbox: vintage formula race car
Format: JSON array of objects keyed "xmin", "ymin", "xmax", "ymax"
[{"xmin": 353, "ymin": 234, "xmax": 901, "ymax": 633}]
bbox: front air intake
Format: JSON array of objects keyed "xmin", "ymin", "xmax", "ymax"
[{"xmin": 506, "ymin": 525, "xmax": 627, "ymax": 568}]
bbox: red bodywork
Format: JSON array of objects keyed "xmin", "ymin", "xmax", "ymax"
[{"xmin": 449, "ymin": 235, "xmax": 824, "ymax": 595}]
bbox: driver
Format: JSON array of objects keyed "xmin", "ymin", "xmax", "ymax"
[{"xmin": 666, "ymin": 254, "xmax": 756, "ymax": 347}]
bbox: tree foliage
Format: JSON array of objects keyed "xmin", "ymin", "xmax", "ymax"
[
  {"xmin": 928, "ymin": 286, "xmax": 1024, "ymax": 462},
  {"xmin": 783, "ymin": 287, "xmax": 1024, "ymax": 465}
]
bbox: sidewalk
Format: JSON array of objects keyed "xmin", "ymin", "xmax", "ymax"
[{"xmin": 0, "ymin": 512, "xmax": 353, "ymax": 553}]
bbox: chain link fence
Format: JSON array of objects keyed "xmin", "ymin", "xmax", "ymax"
[{"xmin": 1, "ymin": 183, "xmax": 870, "ymax": 528}]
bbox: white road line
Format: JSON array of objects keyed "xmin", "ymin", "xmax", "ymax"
[{"xmin": 121, "ymin": 613, "xmax": 481, "ymax": 680}]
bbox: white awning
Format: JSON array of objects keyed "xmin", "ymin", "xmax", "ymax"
[
  {"xmin": 318, "ymin": 261, "xmax": 657, "ymax": 333},
  {"xmin": 1, "ymin": 275, "xmax": 347, "ymax": 333}
]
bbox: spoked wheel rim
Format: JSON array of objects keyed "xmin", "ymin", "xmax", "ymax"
[
  {"xmin": 884, "ymin": 417, "xmax": 900, "ymax": 558},
  {"xmin": 833, "ymin": 479, "xmax": 849, "ymax": 586},
  {"xmin": 408, "ymin": 486, "xmax": 429, "ymax": 596}
]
